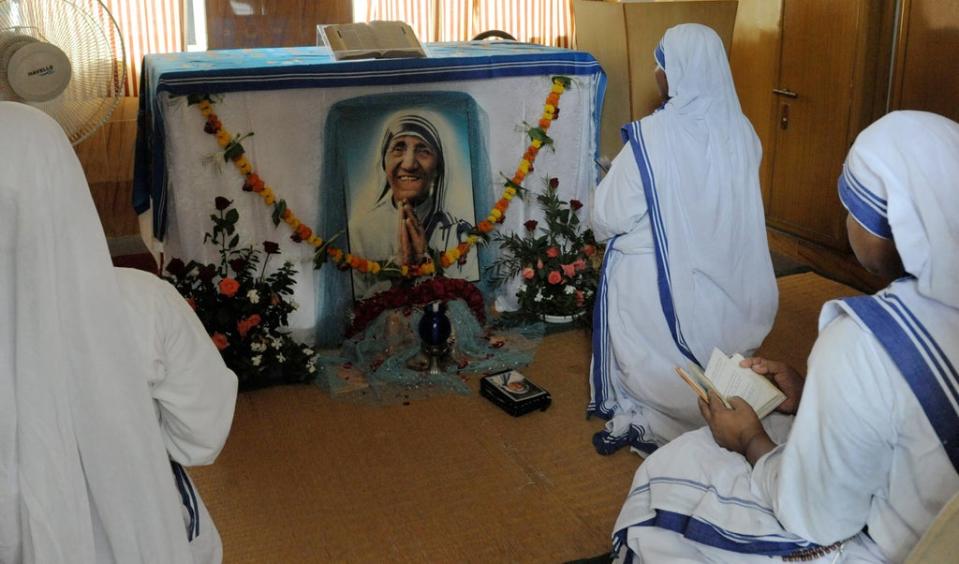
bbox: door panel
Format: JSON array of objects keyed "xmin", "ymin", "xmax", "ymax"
[{"xmin": 767, "ymin": 0, "xmax": 863, "ymax": 248}]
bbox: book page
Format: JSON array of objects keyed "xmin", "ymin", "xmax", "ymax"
[
  {"xmin": 705, "ymin": 349, "xmax": 785, "ymax": 418},
  {"xmin": 323, "ymin": 23, "xmax": 382, "ymax": 60},
  {"xmin": 369, "ymin": 21, "xmax": 424, "ymax": 54}
]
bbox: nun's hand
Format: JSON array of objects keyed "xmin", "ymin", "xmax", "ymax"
[
  {"xmin": 739, "ymin": 357, "xmax": 804, "ymax": 414},
  {"xmin": 699, "ymin": 390, "xmax": 775, "ymax": 464}
]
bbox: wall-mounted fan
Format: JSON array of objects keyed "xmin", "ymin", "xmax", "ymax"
[{"xmin": 0, "ymin": 0, "xmax": 125, "ymax": 145}]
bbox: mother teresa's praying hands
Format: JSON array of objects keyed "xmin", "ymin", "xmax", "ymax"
[{"xmin": 397, "ymin": 199, "xmax": 428, "ymax": 266}]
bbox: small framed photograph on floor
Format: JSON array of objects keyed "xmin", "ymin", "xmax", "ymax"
[{"xmin": 480, "ymin": 369, "xmax": 551, "ymax": 416}]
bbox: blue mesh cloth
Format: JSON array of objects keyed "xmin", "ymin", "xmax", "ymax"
[{"xmin": 316, "ymin": 299, "xmax": 543, "ymax": 402}]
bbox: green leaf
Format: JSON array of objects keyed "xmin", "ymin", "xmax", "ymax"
[
  {"xmin": 223, "ymin": 142, "xmax": 245, "ymax": 163},
  {"xmin": 271, "ymin": 200, "xmax": 287, "ymax": 227},
  {"xmin": 187, "ymin": 93, "xmax": 211, "ymax": 105},
  {"xmin": 225, "ymin": 208, "xmax": 239, "ymax": 224},
  {"xmin": 229, "ymin": 234, "xmax": 239, "ymax": 249}
]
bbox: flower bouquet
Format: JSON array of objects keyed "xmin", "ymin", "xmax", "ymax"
[
  {"xmin": 489, "ymin": 177, "xmax": 602, "ymax": 323},
  {"xmin": 163, "ymin": 197, "xmax": 316, "ymax": 390}
]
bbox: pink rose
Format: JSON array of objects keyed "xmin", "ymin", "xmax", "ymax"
[
  {"xmin": 522, "ymin": 267, "xmax": 535, "ymax": 280},
  {"xmin": 561, "ymin": 263, "xmax": 576, "ymax": 278},
  {"xmin": 572, "ymin": 258, "xmax": 586, "ymax": 271},
  {"xmin": 546, "ymin": 246, "xmax": 560, "ymax": 258},
  {"xmin": 547, "ymin": 271, "xmax": 562, "ymax": 285},
  {"xmin": 582, "ymin": 244, "xmax": 596, "ymax": 257},
  {"xmin": 537, "ymin": 259, "xmax": 544, "ymax": 270}
]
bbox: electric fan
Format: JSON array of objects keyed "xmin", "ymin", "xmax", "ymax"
[{"xmin": 0, "ymin": 0, "xmax": 125, "ymax": 145}]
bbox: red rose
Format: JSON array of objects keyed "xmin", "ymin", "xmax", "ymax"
[
  {"xmin": 569, "ymin": 199, "xmax": 583, "ymax": 211},
  {"xmin": 582, "ymin": 244, "xmax": 596, "ymax": 257},
  {"xmin": 549, "ymin": 177, "xmax": 559, "ymax": 190},
  {"xmin": 214, "ymin": 196, "xmax": 232, "ymax": 211},
  {"xmin": 546, "ymin": 246, "xmax": 560, "ymax": 258},
  {"xmin": 522, "ymin": 267, "xmax": 535, "ymax": 280},
  {"xmin": 218, "ymin": 277, "xmax": 240, "ymax": 297},
  {"xmin": 211, "ymin": 332, "xmax": 229, "ymax": 350},
  {"xmin": 165, "ymin": 258, "xmax": 186, "ymax": 277},
  {"xmin": 263, "ymin": 241, "xmax": 280, "ymax": 254},
  {"xmin": 524, "ymin": 219, "xmax": 538, "ymax": 232},
  {"xmin": 548, "ymin": 271, "xmax": 562, "ymax": 285},
  {"xmin": 561, "ymin": 263, "xmax": 576, "ymax": 278}
]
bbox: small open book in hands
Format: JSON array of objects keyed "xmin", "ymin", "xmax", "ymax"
[{"xmin": 676, "ymin": 349, "xmax": 786, "ymax": 418}]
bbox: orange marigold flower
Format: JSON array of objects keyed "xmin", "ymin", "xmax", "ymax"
[
  {"xmin": 546, "ymin": 92, "xmax": 560, "ymax": 106},
  {"xmin": 420, "ymin": 261, "xmax": 435, "ymax": 275},
  {"xmin": 358, "ymin": 260, "xmax": 369, "ymax": 273},
  {"xmin": 538, "ymin": 118, "xmax": 551, "ymax": 129},
  {"xmin": 494, "ymin": 199, "xmax": 508, "ymax": 212},
  {"xmin": 370, "ymin": 261, "xmax": 382, "ymax": 274},
  {"xmin": 457, "ymin": 242, "xmax": 470, "ymax": 254},
  {"xmin": 282, "ymin": 208, "xmax": 293, "ymax": 220},
  {"xmin": 478, "ymin": 220, "xmax": 494, "ymax": 233},
  {"xmin": 440, "ymin": 254, "xmax": 453, "ymax": 268},
  {"xmin": 297, "ymin": 225, "xmax": 312, "ymax": 240},
  {"xmin": 512, "ymin": 172, "xmax": 526, "ymax": 184},
  {"xmin": 218, "ymin": 277, "xmax": 240, "ymax": 297}
]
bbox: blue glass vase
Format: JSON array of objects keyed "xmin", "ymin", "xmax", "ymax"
[{"xmin": 418, "ymin": 301, "xmax": 452, "ymax": 348}]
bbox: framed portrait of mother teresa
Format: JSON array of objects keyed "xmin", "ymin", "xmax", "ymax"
[{"xmin": 323, "ymin": 92, "xmax": 491, "ymax": 300}]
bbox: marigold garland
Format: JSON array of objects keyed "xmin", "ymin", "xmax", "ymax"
[{"xmin": 188, "ymin": 75, "xmax": 570, "ymax": 280}]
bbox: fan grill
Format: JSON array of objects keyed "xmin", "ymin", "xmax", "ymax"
[{"xmin": 0, "ymin": 0, "xmax": 125, "ymax": 145}]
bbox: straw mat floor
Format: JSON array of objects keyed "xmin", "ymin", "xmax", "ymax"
[{"xmin": 190, "ymin": 272, "xmax": 860, "ymax": 563}]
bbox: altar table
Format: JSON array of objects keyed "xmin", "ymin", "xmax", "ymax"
[{"xmin": 133, "ymin": 42, "xmax": 606, "ymax": 343}]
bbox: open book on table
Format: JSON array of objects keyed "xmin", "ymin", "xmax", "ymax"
[
  {"xmin": 320, "ymin": 21, "xmax": 426, "ymax": 61},
  {"xmin": 675, "ymin": 348, "xmax": 786, "ymax": 419}
]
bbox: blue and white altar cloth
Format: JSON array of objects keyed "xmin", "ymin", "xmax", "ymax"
[{"xmin": 132, "ymin": 42, "xmax": 606, "ymax": 343}]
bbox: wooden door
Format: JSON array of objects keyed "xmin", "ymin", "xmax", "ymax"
[{"xmin": 766, "ymin": 0, "xmax": 867, "ymax": 249}]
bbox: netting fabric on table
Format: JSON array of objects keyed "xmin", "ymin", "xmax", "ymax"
[{"xmin": 315, "ymin": 299, "xmax": 543, "ymax": 403}]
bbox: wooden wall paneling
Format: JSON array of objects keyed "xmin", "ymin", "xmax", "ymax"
[
  {"xmin": 572, "ymin": 0, "xmax": 631, "ymax": 159},
  {"xmin": 891, "ymin": 0, "xmax": 959, "ymax": 123},
  {"xmin": 74, "ymin": 96, "xmax": 141, "ymax": 238},
  {"xmin": 728, "ymin": 0, "xmax": 783, "ymax": 208},
  {"xmin": 206, "ymin": 0, "xmax": 353, "ymax": 50}
]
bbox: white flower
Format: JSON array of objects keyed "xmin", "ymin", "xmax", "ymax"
[
  {"xmin": 564, "ymin": 285, "xmax": 576, "ymax": 295},
  {"xmin": 271, "ymin": 338, "xmax": 283, "ymax": 350},
  {"xmin": 252, "ymin": 355, "xmax": 262, "ymax": 366},
  {"xmin": 307, "ymin": 360, "xmax": 317, "ymax": 373},
  {"xmin": 302, "ymin": 347, "xmax": 314, "ymax": 356},
  {"xmin": 291, "ymin": 300, "xmax": 300, "ymax": 310},
  {"xmin": 518, "ymin": 284, "xmax": 527, "ymax": 294},
  {"xmin": 277, "ymin": 353, "xmax": 286, "ymax": 363},
  {"xmin": 247, "ymin": 289, "xmax": 260, "ymax": 304},
  {"xmin": 251, "ymin": 341, "xmax": 267, "ymax": 353},
  {"xmin": 534, "ymin": 291, "xmax": 544, "ymax": 303}
]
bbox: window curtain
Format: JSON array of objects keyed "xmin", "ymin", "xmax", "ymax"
[
  {"xmin": 362, "ymin": 0, "xmax": 575, "ymax": 48},
  {"xmin": 100, "ymin": 0, "xmax": 185, "ymax": 96}
]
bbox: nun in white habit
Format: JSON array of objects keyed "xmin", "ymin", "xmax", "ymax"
[
  {"xmin": 588, "ymin": 24, "xmax": 778, "ymax": 452},
  {"xmin": 612, "ymin": 111, "xmax": 959, "ymax": 563},
  {"xmin": 0, "ymin": 102, "xmax": 236, "ymax": 563}
]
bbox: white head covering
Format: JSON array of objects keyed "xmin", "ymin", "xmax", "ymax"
[
  {"xmin": 840, "ymin": 110, "xmax": 959, "ymax": 308},
  {"xmin": 0, "ymin": 102, "xmax": 191, "ymax": 562}
]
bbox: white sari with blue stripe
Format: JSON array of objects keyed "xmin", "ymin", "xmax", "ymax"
[
  {"xmin": 588, "ymin": 23, "xmax": 777, "ymax": 452},
  {"xmin": 613, "ymin": 277, "xmax": 959, "ymax": 563}
]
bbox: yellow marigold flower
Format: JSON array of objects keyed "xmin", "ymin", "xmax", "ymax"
[
  {"xmin": 490, "ymin": 209, "xmax": 502, "ymax": 220},
  {"xmin": 284, "ymin": 213, "xmax": 296, "ymax": 225},
  {"xmin": 504, "ymin": 187, "xmax": 517, "ymax": 197},
  {"xmin": 261, "ymin": 187, "xmax": 273, "ymax": 199},
  {"xmin": 420, "ymin": 261, "xmax": 434, "ymax": 275},
  {"xmin": 518, "ymin": 159, "xmax": 530, "ymax": 173},
  {"xmin": 370, "ymin": 261, "xmax": 381, "ymax": 274},
  {"xmin": 237, "ymin": 160, "xmax": 252, "ymax": 175},
  {"xmin": 215, "ymin": 130, "xmax": 231, "ymax": 147},
  {"xmin": 200, "ymin": 107, "xmax": 213, "ymax": 118},
  {"xmin": 504, "ymin": 192, "xmax": 514, "ymax": 201},
  {"xmin": 308, "ymin": 235, "xmax": 323, "ymax": 246},
  {"xmin": 531, "ymin": 139, "xmax": 542, "ymax": 149},
  {"xmin": 544, "ymin": 104, "xmax": 556, "ymax": 113},
  {"xmin": 264, "ymin": 193, "xmax": 275, "ymax": 205},
  {"xmin": 551, "ymin": 83, "xmax": 564, "ymax": 94},
  {"xmin": 344, "ymin": 254, "xmax": 353, "ymax": 263},
  {"xmin": 448, "ymin": 248, "xmax": 461, "ymax": 261},
  {"xmin": 541, "ymin": 112, "xmax": 553, "ymax": 121},
  {"xmin": 289, "ymin": 218, "xmax": 301, "ymax": 230},
  {"xmin": 487, "ymin": 214, "xmax": 497, "ymax": 223},
  {"xmin": 467, "ymin": 235, "xmax": 479, "ymax": 244},
  {"xmin": 401, "ymin": 265, "xmax": 409, "ymax": 276},
  {"xmin": 199, "ymin": 100, "xmax": 211, "ymax": 110}
]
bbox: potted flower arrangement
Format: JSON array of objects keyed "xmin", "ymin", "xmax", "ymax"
[
  {"xmin": 163, "ymin": 197, "xmax": 317, "ymax": 390},
  {"xmin": 489, "ymin": 177, "xmax": 602, "ymax": 323}
]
